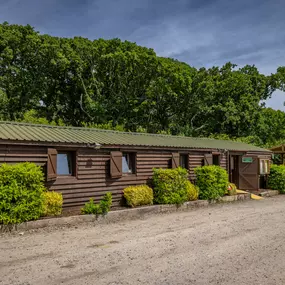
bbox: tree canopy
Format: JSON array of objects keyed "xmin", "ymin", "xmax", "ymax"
[{"xmin": 0, "ymin": 22, "xmax": 284, "ymax": 147}]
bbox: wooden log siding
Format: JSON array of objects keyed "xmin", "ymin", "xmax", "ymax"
[
  {"xmin": 220, "ymin": 153, "xmax": 227, "ymax": 170},
  {"xmin": 0, "ymin": 145, "xmax": 236, "ymax": 211},
  {"xmin": 0, "ymin": 145, "xmax": 47, "ymax": 165},
  {"xmin": 48, "ymin": 150, "xmax": 173, "ymax": 210},
  {"xmin": 189, "ymin": 153, "xmax": 205, "ymax": 181}
]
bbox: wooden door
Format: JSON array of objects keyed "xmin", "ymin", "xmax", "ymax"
[
  {"xmin": 239, "ymin": 156, "xmax": 259, "ymax": 190},
  {"xmin": 230, "ymin": 155, "xmax": 239, "ymax": 187}
]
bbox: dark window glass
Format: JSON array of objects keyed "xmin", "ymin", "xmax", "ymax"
[
  {"xmin": 180, "ymin": 154, "xmax": 188, "ymax": 169},
  {"xmin": 57, "ymin": 152, "xmax": 73, "ymax": 175},
  {"xmin": 213, "ymin": 155, "xmax": 220, "ymax": 166},
  {"xmin": 122, "ymin": 153, "xmax": 135, "ymax": 174}
]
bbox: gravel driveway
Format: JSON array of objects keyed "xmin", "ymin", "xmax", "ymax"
[{"xmin": 1, "ymin": 196, "xmax": 285, "ymax": 285}]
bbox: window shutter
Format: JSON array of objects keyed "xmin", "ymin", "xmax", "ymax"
[
  {"xmin": 47, "ymin": 148, "xmax": 57, "ymax": 180},
  {"xmin": 110, "ymin": 151, "xmax": 122, "ymax": 178},
  {"xmin": 204, "ymin": 154, "xmax": 213, "ymax": 165},
  {"xmin": 172, "ymin": 153, "xmax": 179, "ymax": 168}
]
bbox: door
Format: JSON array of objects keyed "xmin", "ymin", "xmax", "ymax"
[
  {"xmin": 239, "ymin": 156, "xmax": 259, "ymax": 190},
  {"xmin": 230, "ymin": 155, "xmax": 239, "ymax": 187}
]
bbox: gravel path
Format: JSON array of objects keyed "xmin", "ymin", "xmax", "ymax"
[{"xmin": 1, "ymin": 197, "xmax": 285, "ymax": 285}]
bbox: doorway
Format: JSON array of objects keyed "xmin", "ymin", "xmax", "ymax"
[{"xmin": 230, "ymin": 155, "xmax": 239, "ymax": 187}]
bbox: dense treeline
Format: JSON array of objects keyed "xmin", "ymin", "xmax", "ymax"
[{"xmin": 1, "ymin": 22, "xmax": 285, "ymax": 147}]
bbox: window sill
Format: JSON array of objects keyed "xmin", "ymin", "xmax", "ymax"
[
  {"xmin": 122, "ymin": 173, "xmax": 137, "ymax": 177},
  {"xmin": 57, "ymin": 175, "xmax": 77, "ymax": 179}
]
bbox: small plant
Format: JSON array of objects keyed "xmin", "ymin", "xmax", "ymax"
[
  {"xmin": 99, "ymin": 192, "xmax": 112, "ymax": 214},
  {"xmin": 81, "ymin": 193, "xmax": 112, "ymax": 215},
  {"xmin": 186, "ymin": 181, "xmax": 199, "ymax": 201},
  {"xmin": 0, "ymin": 162, "xmax": 45, "ymax": 225},
  {"xmin": 124, "ymin": 185, "xmax": 153, "ymax": 207},
  {"xmin": 194, "ymin": 165, "xmax": 228, "ymax": 200},
  {"xmin": 268, "ymin": 164, "xmax": 285, "ymax": 193},
  {"xmin": 152, "ymin": 167, "xmax": 189, "ymax": 205},
  {"xmin": 42, "ymin": 191, "xmax": 63, "ymax": 216},
  {"xmin": 227, "ymin": 183, "xmax": 237, "ymax": 196}
]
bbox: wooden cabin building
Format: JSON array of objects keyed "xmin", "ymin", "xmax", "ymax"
[
  {"xmin": 0, "ymin": 122, "xmax": 272, "ymax": 210},
  {"xmin": 270, "ymin": 144, "xmax": 285, "ymax": 165}
]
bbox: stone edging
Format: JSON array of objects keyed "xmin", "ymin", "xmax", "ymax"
[{"xmin": 1, "ymin": 193, "xmax": 251, "ymax": 233}]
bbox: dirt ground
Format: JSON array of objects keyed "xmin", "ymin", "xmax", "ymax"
[{"xmin": 1, "ymin": 197, "xmax": 285, "ymax": 285}]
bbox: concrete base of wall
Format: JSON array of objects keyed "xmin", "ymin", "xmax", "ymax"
[
  {"xmin": 260, "ymin": 190, "xmax": 279, "ymax": 197},
  {"xmin": 0, "ymin": 193, "xmax": 251, "ymax": 233}
]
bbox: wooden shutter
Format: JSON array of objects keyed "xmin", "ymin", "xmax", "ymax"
[
  {"xmin": 172, "ymin": 153, "xmax": 179, "ymax": 168},
  {"xmin": 204, "ymin": 154, "xmax": 213, "ymax": 165},
  {"xmin": 239, "ymin": 156, "xmax": 259, "ymax": 190},
  {"xmin": 47, "ymin": 148, "xmax": 57, "ymax": 181},
  {"xmin": 110, "ymin": 151, "xmax": 122, "ymax": 178}
]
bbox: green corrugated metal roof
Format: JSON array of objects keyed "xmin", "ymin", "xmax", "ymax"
[{"xmin": 0, "ymin": 121, "xmax": 270, "ymax": 152}]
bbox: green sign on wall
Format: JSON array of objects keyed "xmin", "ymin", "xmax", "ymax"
[{"xmin": 242, "ymin": 157, "xmax": 253, "ymax": 163}]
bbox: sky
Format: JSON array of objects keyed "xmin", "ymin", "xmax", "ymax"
[{"xmin": 0, "ymin": 0, "xmax": 284, "ymax": 110}]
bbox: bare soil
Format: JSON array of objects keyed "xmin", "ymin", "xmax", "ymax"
[{"xmin": 1, "ymin": 196, "xmax": 285, "ymax": 285}]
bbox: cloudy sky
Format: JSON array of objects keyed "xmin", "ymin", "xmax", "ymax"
[{"xmin": 0, "ymin": 0, "xmax": 284, "ymax": 110}]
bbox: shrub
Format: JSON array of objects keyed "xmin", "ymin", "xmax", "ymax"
[
  {"xmin": 123, "ymin": 185, "xmax": 153, "ymax": 207},
  {"xmin": 268, "ymin": 164, "xmax": 285, "ymax": 193},
  {"xmin": 227, "ymin": 183, "xmax": 237, "ymax": 196},
  {"xmin": 0, "ymin": 162, "xmax": 45, "ymax": 224},
  {"xmin": 152, "ymin": 167, "xmax": 188, "ymax": 204},
  {"xmin": 42, "ymin": 191, "xmax": 63, "ymax": 216},
  {"xmin": 194, "ymin": 165, "xmax": 228, "ymax": 200},
  {"xmin": 186, "ymin": 181, "xmax": 199, "ymax": 201},
  {"xmin": 81, "ymin": 193, "xmax": 112, "ymax": 215}
]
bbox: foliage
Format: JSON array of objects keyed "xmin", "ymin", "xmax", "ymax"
[
  {"xmin": 185, "ymin": 181, "xmax": 199, "ymax": 201},
  {"xmin": 42, "ymin": 191, "xmax": 63, "ymax": 216},
  {"xmin": 194, "ymin": 166, "xmax": 228, "ymax": 200},
  {"xmin": 1, "ymin": 23, "xmax": 285, "ymax": 147},
  {"xmin": 0, "ymin": 162, "xmax": 45, "ymax": 224},
  {"xmin": 268, "ymin": 165, "xmax": 285, "ymax": 193},
  {"xmin": 152, "ymin": 167, "xmax": 189, "ymax": 205},
  {"xmin": 227, "ymin": 183, "xmax": 237, "ymax": 196},
  {"xmin": 123, "ymin": 185, "xmax": 153, "ymax": 207},
  {"xmin": 81, "ymin": 193, "xmax": 112, "ymax": 215}
]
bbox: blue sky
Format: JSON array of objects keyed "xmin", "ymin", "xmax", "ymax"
[{"xmin": 0, "ymin": 0, "xmax": 284, "ymax": 110}]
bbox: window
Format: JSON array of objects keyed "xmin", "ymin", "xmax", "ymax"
[
  {"xmin": 180, "ymin": 154, "xmax": 188, "ymax": 169},
  {"xmin": 122, "ymin": 153, "xmax": 136, "ymax": 174},
  {"xmin": 213, "ymin": 154, "xmax": 220, "ymax": 166},
  {"xmin": 260, "ymin": 159, "xmax": 270, "ymax": 175},
  {"xmin": 57, "ymin": 152, "xmax": 73, "ymax": 175}
]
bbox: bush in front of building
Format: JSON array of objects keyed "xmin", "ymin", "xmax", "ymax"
[
  {"xmin": 227, "ymin": 183, "xmax": 237, "ymax": 196},
  {"xmin": 0, "ymin": 162, "xmax": 45, "ymax": 225},
  {"xmin": 152, "ymin": 167, "xmax": 189, "ymax": 204},
  {"xmin": 268, "ymin": 164, "xmax": 285, "ymax": 193},
  {"xmin": 186, "ymin": 181, "xmax": 199, "ymax": 201},
  {"xmin": 42, "ymin": 191, "xmax": 63, "ymax": 216},
  {"xmin": 81, "ymin": 193, "xmax": 112, "ymax": 215},
  {"xmin": 123, "ymin": 185, "xmax": 153, "ymax": 207},
  {"xmin": 194, "ymin": 165, "xmax": 228, "ymax": 200}
]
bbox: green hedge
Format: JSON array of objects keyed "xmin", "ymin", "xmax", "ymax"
[
  {"xmin": 123, "ymin": 185, "xmax": 153, "ymax": 207},
  {"xmin": 194, "ymin": 165, "xmax": 228, "ymax": 200},
  {"xmin": 152, "ymin": 167, "xmax": 188, "ymax": 204},
  {"xmin": 0, "ymin": 162, "xmax": 45, "ymax": 224},
  {"xmin": 268, "ymin": 164, "xmax": 285, "ymax": 193}
]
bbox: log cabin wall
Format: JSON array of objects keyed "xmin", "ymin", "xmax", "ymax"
[
  {"xmin": 48, "ymin": 149, "xmax": 174, "ymax": 210},
  {"xmin": 0, "ymin": 144, "xmax": 269, "ymax": 211},
  {"xmin": 0, "ymin": 144, "xmax": 47, "ymax": 165}
]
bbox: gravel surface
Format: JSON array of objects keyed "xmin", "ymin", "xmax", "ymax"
[{"xmin": 1, "ymin": 197, "xmax": 285, "ymax": 285}]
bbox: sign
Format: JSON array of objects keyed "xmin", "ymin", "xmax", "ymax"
[{"xmin": 242, "ymin": 157, "xmax": 253, "ymax": 163}]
